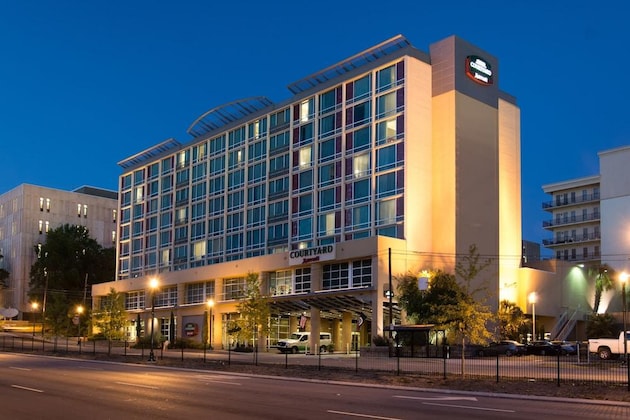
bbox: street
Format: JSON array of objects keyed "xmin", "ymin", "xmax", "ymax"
[{"xmin": 0, "ymin": 352, "xmax": 629, "ymax": 419}]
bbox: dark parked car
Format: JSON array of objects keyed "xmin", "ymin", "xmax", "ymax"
[
  {"xmin": 550, "ymin": 340, "xmax": 578, "ymax": 355},
  {"xmin": 477, "ymin": 340, "xmax": 526, "ymax": 357},
  {"xmin": 526, "ymin": 340, "xmax": 562, "ymax": 356}
]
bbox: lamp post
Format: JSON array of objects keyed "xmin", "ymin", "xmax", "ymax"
[
  {"xmin": 148, "ymin": 278, "xmax": 159, "ymax": 362},
  {"xmin": 621, "ymin": 272, "xmax": 628, "ymax": 360},
  {"xmin": 76, "ymin": 305, "xmax": 84, "ymax": 349},
  {"xmin": 529, "ymin": 292, "xmax": 538, "ymax": 342},
  {"xmin": 31, "ymin": 302, "xmax": 38, "ymax": 351},
  {"xmin": 207, "ymin": 299, "xmax": 214, "ymax": 350}
]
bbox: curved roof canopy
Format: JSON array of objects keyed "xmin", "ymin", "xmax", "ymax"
[
  {"xmin": 287, "ymin": 34, "xmax": 411, "ymax": 94},
  {"xmin": 187, "ymin": 97, "xmax": 274, "ymax": 138},
  {"xmin": 118, "ymin": 138, "xmax": 182, "ymax": 169}
]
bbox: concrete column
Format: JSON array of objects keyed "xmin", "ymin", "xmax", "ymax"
[
  {"xmin": 289, "ymin": 315, "xmax": 298, "ymax": 334},
  {"xmin": 342, "ymin": 312, "xmax": 353, "ymax": 353},
  {"xmin": 310, "ymin": 306, "xmax": 321, "ymax": 354}
]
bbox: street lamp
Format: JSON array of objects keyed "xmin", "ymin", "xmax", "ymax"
[
  {"xmin": 31, "ymin": 302, "xmax": 38, "ymax": 351},
  {"xmin": 621, "ymin": 272, "xmax": 628, "ymax": 360},
  {"xmin": 529, "ymin": 292, "xmax": 538, "ymax": 342},
  {"xmin": 148, "ymin": 278, "xmax": 159, "ymax": 362},
  {"xmin": 207, "ymin": 299, "xmax": 214, "ymax": 350},
  {"xmin": 76, "ymin": 305, "xmax": 84, "ymax": 347}
]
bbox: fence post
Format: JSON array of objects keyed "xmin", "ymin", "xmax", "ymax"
[
  {"xmin": 496, "ymin": 354, "xmax": 499, "ymax": 383},
  {"xmin": 557, "ymin": 350, "xmax": 561, "ymax": 387}
]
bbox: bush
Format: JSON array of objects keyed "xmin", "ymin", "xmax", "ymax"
[{"xmin": 372, "ymin": 335, "xmax": 391, "ymax": 346}]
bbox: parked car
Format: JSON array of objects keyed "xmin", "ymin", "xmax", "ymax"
[
  {"xmin": 476, "ymin": 340, "xmax": 526, "ymax": 357},
  {"xmin": 550, "ymin": 340, "xmax": 578, "ymax": 355},
  {"xmin": 526, "ymin": 340, "xmax": 562, "ymax": 356}
]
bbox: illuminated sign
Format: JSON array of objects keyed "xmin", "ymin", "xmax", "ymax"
[
  {"xmin": 465, "ymin": 55, "xmax": 493, "ymax": 85},
  {"xmin": 289, "ymin": 245, "xmax": 335, "ymax": 265}
]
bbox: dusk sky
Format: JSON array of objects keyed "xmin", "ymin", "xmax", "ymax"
[{"xmin": 1, "ymin": 2, "xmax": 627, "ymax": 255}]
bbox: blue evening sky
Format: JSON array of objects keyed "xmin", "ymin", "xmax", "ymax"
[{"xmin": 1, "ymin": 2, "xmax": 627, "ymax": 255}]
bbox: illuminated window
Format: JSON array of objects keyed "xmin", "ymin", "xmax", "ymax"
[
  {"xmin": 300, "ymin": 98, "xmax": 314, "ymax": 122},
  {"xmin": 111, "ymin": 230, "xmax": 116, "ymax": 243},
  {"xmin": 318, "ymin": 212, "xmax": 336, "ymax": 236},
  {"xmin": 192, "ymin": 240, "xmax": 206, "ymax": 261},
  {"xmin": 223, "ymin": 277, "xmax": 246, "ymax": 300},
  {"xmin": 83, "ymin": 204, "xmax": 88, "ymax": 218},
  {"xmin": 46, "ymin": 198, "xmax": 50, "ymax": 212},
  {"xmin": 38, "ymin": 220, "xmax": 43, "ymax": 234},
  {"xmin": 353, "ymin": 153, "xmax": 370, "ymax": 178},
  {"xmin": 39, "ymin": 197, "xmax": 44, "ymax": 211},
  {"xmin": 112, "ymin": 209, "xmax": 117, "ymax": 222},
  {"xmin": 45, "ymin": 221, "xmax": 49, "ymax": 233},
  {"xmin": 77, "ymin": 204, "xmax": 82, "ymax": 217},
  {"xmin": 298, "ymin": 146, "xmax": 312, "ymax": 169}
]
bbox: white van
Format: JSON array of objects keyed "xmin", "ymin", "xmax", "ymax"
[{"xmin": 276, "ymin": 332, "xmax": 332, "ymax": 354}]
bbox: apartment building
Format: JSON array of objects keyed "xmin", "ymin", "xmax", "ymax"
[
  {"xmin": 0, "ymin": 184, "xmax": 118, "ymax": 316},
  {"xmin": 542, "ymin": 176, "xmax": 601, "ymax": 264},
  {"xmin": 93, "ymin": 34, "xmax": 523, "ymax": 351}
]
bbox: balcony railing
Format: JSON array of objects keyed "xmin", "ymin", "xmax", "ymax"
[
  {"xmin": 542, "ymin": 192, "xmax": 600, "ymax": 210},
  {"xmin": 543, "ymin": 213, "xmax": 600, "ymax": 228},
  {"xmin": 542, "ymin": 232, "xmax": 601, "ymax": 247}
]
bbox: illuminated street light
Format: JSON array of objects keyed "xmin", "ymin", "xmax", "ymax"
[
  {"xmin": 621, "ymin": 273, "xmax": 628, "ymax": 361},
  {"xmin": 148, "ymin": 278, "xmax": 159, "ymax": 362},
  {"xmin": 77, "ymin": 305, "xmax": 84, "ymax": 350},
  {"xmin": 31, "ymin": 302, "xmax": 38, "ymax": 351},
  {"xmin": 529, "ymin": 292, "xmax": 538, "ymax": 342},
  {"xmin": 207, "ymin": 299, "xmax": 215, "ymax": 350}
]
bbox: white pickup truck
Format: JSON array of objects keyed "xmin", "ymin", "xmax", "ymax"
[{"xmin": 588, "ymin": 331, "xmax": 630, "ymax": 359}]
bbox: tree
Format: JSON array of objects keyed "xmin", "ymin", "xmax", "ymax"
[
  {"xmin": 498, "ymin": 300, "xmax": 528, "ymax": 341},
  {"xmin": 396, "ymin": 244, "xmax": 494, "ymax": 375},
  {"xmin": 0, "ymin": 268, "xmax": 8, "ymax": 290},
  {"xmin": 589, "ymin": 265, "xmax": 615, "ymax": 314},
  {"xmin": 235, "ymin": 273, "xmax": 270, "ymax": 347},
  {"xmin": 28, "ymin": 224, "xmax": 115, "ymax": 333},
  {"xmin": 0, "ymin": 253, "xmax": 9, "ymax": 290},
  {"xmin": 93, "ymin": 288, "xmax": 127, "ymax": 341},
  {"xmin": 586, "ymin": 313, "xmax": 616, "ymax": 338}
]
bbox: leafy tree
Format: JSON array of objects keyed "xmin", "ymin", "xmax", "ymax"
[
  {"xmin": 396, "ymin": 244, "xmax": 494, "ymax": 375},
  {"xmin": 93, "ymin": 288, "xmax": 127, "ymax": 341},
  {"xmin": 0, "ymin": 268, "xmax": 8, "ymax": 290},
  {"xmin": 28, "ymin": 224, "xmax": 115, "ymax": 332},
  {"xmin": 235, "ymin": 272, "xmax": 270, "ymax": 347},
  {"xmin": 0, "ymin": 253, "xmax": 8, "ymax": 290},
  {"xmin": 586, "ymin": 313, "xmax": 616, "ymax": 338},
  {"xmin": 589, "ymin": 265, "xmax": 615, "ymax": 314},
  {"xmin": 498, "ymin": 300, "xmax": 528, "ymax": 341}
]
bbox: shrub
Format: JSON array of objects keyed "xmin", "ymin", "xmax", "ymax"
[{"xmin": 372, "ymin": 335, "xmax": 391, "ymax": 346}]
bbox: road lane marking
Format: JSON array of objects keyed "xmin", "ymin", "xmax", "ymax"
[
  {"xmin": 421, "ymin": 402, "xmax": 515, "ymax": 413},
  {"xmin": 327, "ymin": 410, "xmax": 402, "ymax": 420},
  {"xmin": 9, "ymin": 367, "xmax": 31, "ymax": 371},
  {"xmin": 195, "ymin": 375, "xmax": 242, "ymax": 385},
  {"xmin": 11, "ymin": 385, "xmax": 43, "ymax": 393},
  {"xmin": 115, "ymin": 381, "xmax": 158, "ymax": 389},
  {"xmin": 394, "ymin": 395, "xmax": 478, "ymax": 402}
]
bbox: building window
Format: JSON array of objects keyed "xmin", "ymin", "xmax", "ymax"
[
  {"xmin": 323, "ymin": 262, "xmax": 349, "ymax": 290},
  {"xmin": 153, "ymin": 286, "xmax": 178, "ymax": 308},
  {"xmin": 318, "ymin": 212, "xmax": 336, "ymax": 236},
  {"xmin": 77, "ymin": 204, "xmax": 82, "ymax": 217},
  {"xmin": 209, "ymin": 135, "xmax": 225, "ymax": 155},
  {"xmin": 223, "ymin": 277, "xmax": 246, "ymax": 300},
  {"xmin": 185, "ymin": 281, "xmax": 215, "ymax": 305},
  {"xmin": 377, "ymin": 65, "xmax": 397, "ymax": 92},
  {"xmin": 347, "ymin": 74, "xmax": 371, "ymax": 103},
  {"xmin": 352, "ymin": 259, "xmax": 372, "ymax": 288},
  {"xmin": 39, "ymin": 197, "xmax": 44, "ymax": 211},
  {"xmin": 46, "ymin": 198, "xmax": 51, "ymax": 212},
  {"xmin": 270, "ymin": 270, "xmax": 292, "ymax": 296},
  {"xmin": 45, "ymin": 221, "xmax": 50, "ymax": 233},
  {"xmin": 270, "ymin": 109, "xmax": 290, "ymax": 131},
  {"xmin": 38, "ymin": 220, "xmax": 43, "ymax": 234},
  {"xmin": 125, "ymin": 291, "xmax": 145, "ymax": 311},
  {"xmin": 83, "ymin": 204, "xmax": 88, "ymax": 218},
  {"xmin": 294, "ymin": 267, "xmax": 311, "ymax": 293}
]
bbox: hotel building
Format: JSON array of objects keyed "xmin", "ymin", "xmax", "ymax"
[
  {"xmin": 93, "ymin": 34, "xmax": 523, "ymax": 350},
  {"xmin": 0, "ymin": 184, "xmax": 118, "ymax": 316}
]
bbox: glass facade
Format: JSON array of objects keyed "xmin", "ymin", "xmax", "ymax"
[{"xmin": 117, "ymin": 61, "xmax": 406, "ymax": 279}]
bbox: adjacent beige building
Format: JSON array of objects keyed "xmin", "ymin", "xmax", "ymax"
[{"xmin": 0, "ymin": 184, "xmax": 118, "ymax": 316}]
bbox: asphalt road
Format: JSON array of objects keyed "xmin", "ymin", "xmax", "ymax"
[{"xmin": 0, "ymin": 353, "xmax": 629, "ymax": 419}]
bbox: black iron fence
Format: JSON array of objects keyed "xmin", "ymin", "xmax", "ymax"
[{"xmin": 1, "ymin": 335, "xmax": 629, "ymax": 391}]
